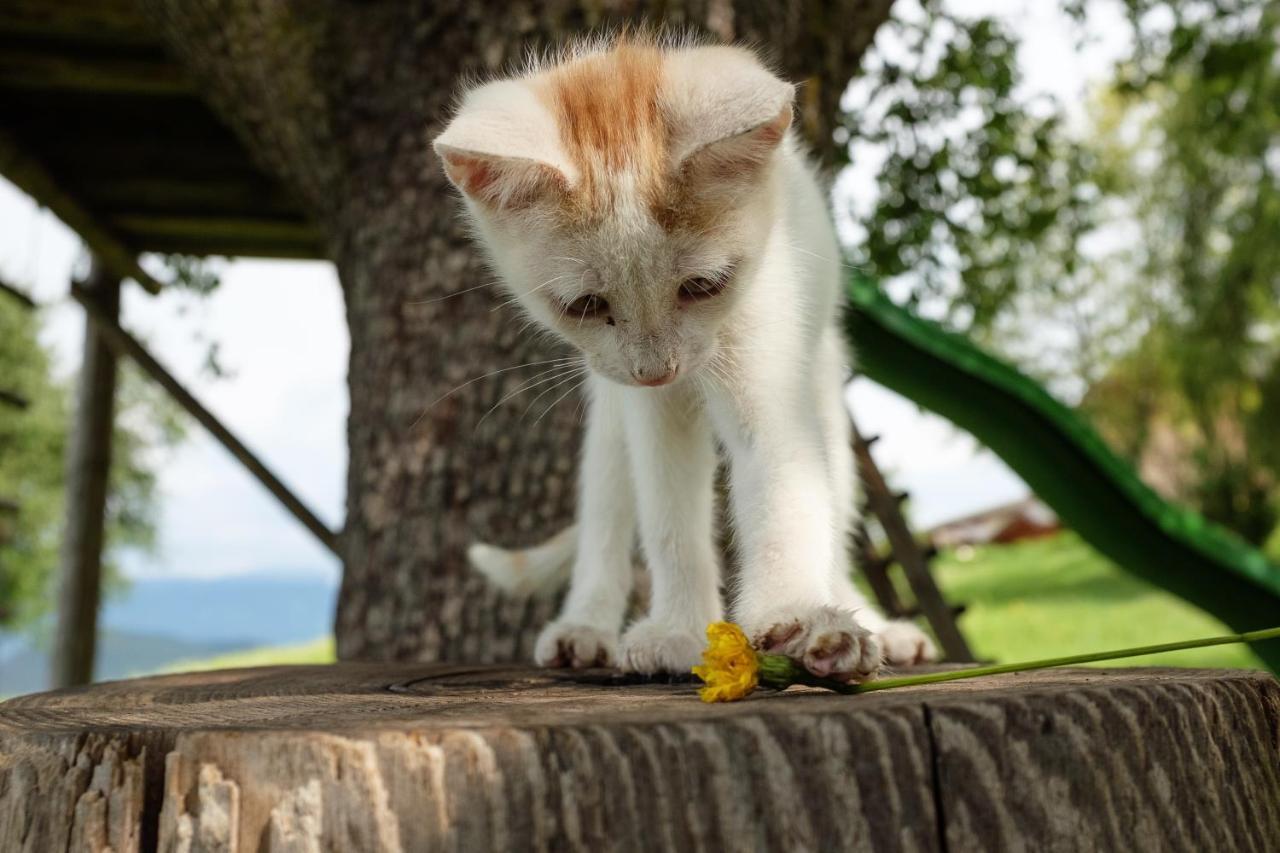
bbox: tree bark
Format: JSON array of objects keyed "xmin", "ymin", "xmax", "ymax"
[
  {"xmin": 1, "ymin": 665, "xmax": 1277, "ymax": 851},
  {"xmin": 140, "ymin": 0, "xmax": 894, "ymax": 662}
]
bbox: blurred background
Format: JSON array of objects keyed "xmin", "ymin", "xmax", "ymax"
[{"xmin": 2, "ymin": 0, "xmax": 1277, "ymax": 696}]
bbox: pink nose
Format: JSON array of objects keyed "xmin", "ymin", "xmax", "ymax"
[{"xmin": 633, "ymin": 367, "xmax": 678, "ymax": 387}]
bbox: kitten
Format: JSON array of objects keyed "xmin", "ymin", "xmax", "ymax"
[{"xmin": 435, "ymin": 35, "xmax": 935, "ymax": 680}]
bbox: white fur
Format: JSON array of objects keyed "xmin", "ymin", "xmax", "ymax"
[{"xmin": 440, "ymin": 42, "xmax": 936, "ymax": 678}]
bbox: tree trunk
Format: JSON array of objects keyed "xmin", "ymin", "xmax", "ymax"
[
  {"xmin": 1, "ymin": 665, "xmax": 1277, "ymax": 851},
  {"xmin": 141, "ymin": 0, "xmax": 893, "ymax": 662}
]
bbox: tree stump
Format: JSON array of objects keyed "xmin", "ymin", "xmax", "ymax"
[{"xmin": 0, "ymin": 665, "xmax": 1276, "ymax": 852}]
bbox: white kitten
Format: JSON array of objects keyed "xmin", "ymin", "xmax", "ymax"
[{"xmin": 435, "ymin": 35, "xmax": 935, "ymax": 680}]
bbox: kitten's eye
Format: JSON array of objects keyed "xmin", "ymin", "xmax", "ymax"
[
  {"xmin": 677, "ymin": 275, "xmax": 728, "ymax": 304},
  {"xmin": 563, "ymin": 293, "xmax": 610, "ymax": 320}
]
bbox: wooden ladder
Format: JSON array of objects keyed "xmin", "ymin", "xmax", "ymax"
[{"xmin": 852, "ymin": 422, "xmax": 975, "ymax": 663}]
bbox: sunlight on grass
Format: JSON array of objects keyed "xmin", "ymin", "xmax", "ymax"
[
  {"xmin": 933, "ymin": 533, "xmax": 1266, "ymax": 669},
  {"xmin": 156, "ymin": 532, "xmax": 1270, "ymax": 677},
  {"xmin": 160, "ymin": 636, "xmax": 336, "ymax": 674}
]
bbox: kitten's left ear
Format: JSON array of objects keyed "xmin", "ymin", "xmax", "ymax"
[
  {"xmin": 667, "ymin": 47, "xmax": 796, "ymax": 183},
  {"xmin": 433, "ymin": 81, "xmax": 572, "ymax": 213}
]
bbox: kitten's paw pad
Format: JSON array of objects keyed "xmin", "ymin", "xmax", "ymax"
[
  {"xmin": 619, "ymin": 620, "xmax": 704, "ymax": 675},
  {"xmin": 534, "ymin": 622, "xmax": 617, "ymax": 669},
  {"xmin": 876, "ymin": 621, "xmax": 937, "ymax": 666},
  {"xmin": 751, "ymin": 606, "xmax": 882, "ymax": 683}
]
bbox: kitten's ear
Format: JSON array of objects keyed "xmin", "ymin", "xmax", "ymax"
[
  {"xmin": 676, "ymin": 104, "xmax": 792, "ymax": 184},
  {"xmin": 667, "ymin": 47, "xmax": 795, "ymax": 184},
  {"xmin": 434, "ymin": 144, "xmax": 569, "ymax": 211},
  {"xmin": 433, "ymin": 82, "xmax": 571, "ymax": 212}
]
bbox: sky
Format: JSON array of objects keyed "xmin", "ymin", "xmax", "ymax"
[{"xmin": 0, "ymin": 0, "xmax": 1129, "ymax": 582}]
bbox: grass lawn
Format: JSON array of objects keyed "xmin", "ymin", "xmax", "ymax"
[
  {"xmin": 161, "ymin": 636, "xmax": 336, "ymax": 673},
  {"xmin": 160, "ymin": 530, "xmax": 1269, "ymax": 675},
  {"xmin": 931, "ymin": 532, "xmax": 1266, "ymax": 669}
]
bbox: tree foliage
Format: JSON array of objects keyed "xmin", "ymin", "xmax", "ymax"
[
  {"xmin": 846, "ymin": 0, "xmax": 1280, "ymax": 544},
  {"xmin": 0, "ymin": 292, "xmax": 182, "ymax": 629}
]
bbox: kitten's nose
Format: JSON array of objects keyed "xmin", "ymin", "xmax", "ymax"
[{"xmin": 633, "ymin": 366, "xmax": 678, "ymax": 387}]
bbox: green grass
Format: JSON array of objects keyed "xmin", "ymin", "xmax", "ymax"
[
  {"xmin": 158, "ymin": 531, "xmax": 1270, "ymax": 677},
  {"xmin": 930, "ymin": 532, "xmax": 1266, "ymax": 669},
  {"xmin": 159, "ymin": 636, "xmax": 336, "ymax": 674}
]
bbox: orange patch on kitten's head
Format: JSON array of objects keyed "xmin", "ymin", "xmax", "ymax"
[{"xmin": 537, "ymin": 37, "xmax": 670, "ymax": 222}]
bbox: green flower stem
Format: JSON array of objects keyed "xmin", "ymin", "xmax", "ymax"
[{"xmin": 812, "ymin": 626, "xmax": 1280, "ymax": 695}]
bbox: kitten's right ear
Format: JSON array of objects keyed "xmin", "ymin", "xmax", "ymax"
[
  {"xmin": 433, "ymin": 81, "xmax": 572, "ymax": 213},
  {"xmin": 434, "ymin": 143, "xmax": 568, "ymax": 212}
]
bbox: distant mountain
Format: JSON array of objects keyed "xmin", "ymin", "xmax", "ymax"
[
  {"xmin": 0, "ymin": 629, "xmax": 252, "ymax": 697},
  {"xmin": 0, "ymin": 573, "xmax": 336, "ymax": 698},
  {"xmin": 100, "ymin": 574, "xmax": 336, "ymax": 646}
]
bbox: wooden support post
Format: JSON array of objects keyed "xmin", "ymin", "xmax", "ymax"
[
  {"xmin": 52, "ymin": 261, "xmax": 120, "ymax": 688},
  {"xmin": 69, "ymin": 283, "xmax": 340, "ymax": 557},
  {"xmin": 853, "ymin": 423, "xmax": 976, "ymax": 663}
]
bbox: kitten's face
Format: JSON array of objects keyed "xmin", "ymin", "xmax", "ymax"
[
  {"xmin": 435, "ymin": 40, "xmax": 793, "ymax": 387},
  {"xmin": 478, "ymin": 191, "xmax": 769, "ymax": 387}
]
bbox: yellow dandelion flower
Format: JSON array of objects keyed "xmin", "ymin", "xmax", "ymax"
[{"xmin": 692, "ymin": 622, "xmax": 760, "ymax": 702}]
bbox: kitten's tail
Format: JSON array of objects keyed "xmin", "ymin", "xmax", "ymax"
[{"xmin": 466, "ymin": 525, "xmax": 575, "ymax": 597}]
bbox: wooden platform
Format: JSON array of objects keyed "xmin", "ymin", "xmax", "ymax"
[{"xmin": 1, "ymin": 665, "xmax": 1277, "ymax": 851}]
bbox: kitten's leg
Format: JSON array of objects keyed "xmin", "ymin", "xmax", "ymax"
[
  {"xmin": 709, "ymin": 348, "xmax": 880, "ymax": 682},
  {"xmin": 534, "ymin": 378, "xmax": 635, "ymax": 668},
  {"xmin": 618, "ymin": 385, "xmax": 722, "ymax": 674}
]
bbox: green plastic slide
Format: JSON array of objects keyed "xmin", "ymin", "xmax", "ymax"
[{"xmin": 845, "ymin": 278, "xmax": 1280, "ymax": 671}]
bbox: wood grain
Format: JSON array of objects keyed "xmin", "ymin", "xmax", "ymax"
[{"xmin": 0, "ymin": 665, "xmax": 1276, "ymax": 851}]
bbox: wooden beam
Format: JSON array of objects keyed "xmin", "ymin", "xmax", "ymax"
[
  {"xmin": 112, "ymin": 214, "xmax": 321, "ymax": 244},
  {"xmin": 84, "ymin": 176, "xmax": 305, "ymax": 217},
  {"xmin": 123, "ymin": 236, "xmax": 325, "ymax": 260},
  {"xmin": 0, "ymin": 45, "xmax": 192, "ymax": 95},
  {"xmin": 37, "ymin": 137, "xmax": 268, "ymax": 185},
  {"xmin": 52, "ymin": 261, "xmax": 119, "ymax": 688},
  {"xmin": 70, "ymin": 282, "xmax": 341, "ymax": 557},
  {"xmin": 0, "ymin": 129, "xmax": 163, "ymax": 294},
  {"xmin": 0, "ymin": 0, "xmax": 154, "ymax": 45}
]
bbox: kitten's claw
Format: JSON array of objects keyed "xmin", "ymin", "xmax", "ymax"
[
  {"xmin": 876, "ymin": 620, "xmax": 937, "ymax": 666},
  {"xmin": 619, "ymin": 619, "xmax": 704, "ymax": 675},
  {"xmin": 534, "ymin": 622, "xmax": 617, "ymax": 669},
  {"xmin": 749, "ymin": 606, "xmax": 882, "ymax": 682}
]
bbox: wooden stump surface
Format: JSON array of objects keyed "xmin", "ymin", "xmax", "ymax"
[{"xmin": 1, "ymin": 664, "xmax": 1277, "ymax": 852}]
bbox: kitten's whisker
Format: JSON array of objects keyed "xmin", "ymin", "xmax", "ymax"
[
  {"xmin": 411, "ymin": 357, "xmax": 578, "ymax": 428},
  {"xmin": 782, "ymin": 242, "xmax": 871, "ymax": 273},
  {"xmin": 519, "ymin": 367, "xmax": 588, "ymax": 422},
  {"xmin": 404, "ymin": 277, "xmax": 502, "ymax": 306},
  {"xmin": 490, "ymin": 272, "xmax": 578, "ymax": 313},
  {"xmin": 476, "ymin": 362, "xmax": 586, "ymax": 427},
  {"xmin": 531, "ymin": 375, "xmax": 588, "ymax": 427}
]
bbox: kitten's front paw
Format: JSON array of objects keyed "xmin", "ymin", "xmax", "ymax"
[
  {"xmin": 534, "ymin": 621, "xmax": 617, "ymax": 669},
  {"xmin": 619, "ymin": 619, "xmax": 704, "ymax": 675},
  {"xmin": 876, "ymin": 621, "xmax": 937, "ymax": 666},
  {"xmin": 748, "ymin": 606, "xmax": 882, "ymax": 683}
]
